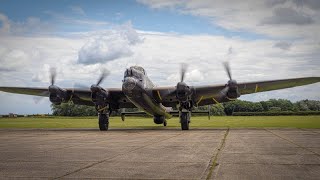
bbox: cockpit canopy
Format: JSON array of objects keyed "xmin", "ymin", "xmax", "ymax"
[{"xmin": 124, "ymin": 66, "xmax": 146, "ymax": 78}]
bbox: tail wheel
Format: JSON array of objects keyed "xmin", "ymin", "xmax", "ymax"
[
  {"xmin": 180, "ymin": 112, "xmax": 190, "ymax": 130},
  {"xmin": 163, "ymin": 120, "xmax": 167, "ymax": 127},
  {"xmin": 99, "ymin": 113, "xmax": 109, "ymax": 131}
]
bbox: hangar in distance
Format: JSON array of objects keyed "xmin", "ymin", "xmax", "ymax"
[{"xmin": 0, "ymin": 63, "xmax": 319, "ymax": 131}]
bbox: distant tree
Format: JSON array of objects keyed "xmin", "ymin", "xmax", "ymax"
[
  {"xmin": 210, "ymin": 104, "xmax": 226, "ymax": 116},
  {"xmin": 51, "ymin": 102, "xmax": 96, "ymax": 116},
  {"xmin": 260, "ymin": 99, "xmax": 294, "ymax": 111},
  {"xmin": 223, "ymin": 100, "xmax": 263, "ymax": 115},
  {"xmin": 294, "ymin": 100, "xmax": 320, "ymax": 111},
  {"xmin": 269, "ymin": 107, "xmax": 281, "ymax": 112},
  {"xmin": 51, "ymin": 99, "xmax": 320, "ymax": 116}
]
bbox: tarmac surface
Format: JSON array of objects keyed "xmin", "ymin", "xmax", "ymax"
[{"xmin": 0, "ymin": 128, "xmax": 319, "ymax": 179}]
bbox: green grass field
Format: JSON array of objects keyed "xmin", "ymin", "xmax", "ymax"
[{"xmin": 0, "ymin": 116, "xmax": 319, "ymax": 129}]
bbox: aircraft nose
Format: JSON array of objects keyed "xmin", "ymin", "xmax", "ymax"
[{"xmin": 122, "ymin": 77, "xmax": 137, "ymax": 91}]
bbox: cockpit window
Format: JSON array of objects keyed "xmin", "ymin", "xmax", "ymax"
[{"xmin": 124, "ymin": 66, "xmax": 145, "ymax": 78}]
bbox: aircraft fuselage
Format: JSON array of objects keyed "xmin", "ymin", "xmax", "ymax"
[{"xmin": 122, "ymin": 66, "xmax": 172, "ymax": 119}]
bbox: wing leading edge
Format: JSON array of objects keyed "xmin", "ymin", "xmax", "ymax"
[
  {"xmin": 193, "ymin": 77, "xmax": 320, "ymax": 106},
  {"xmin": 152, "ymin": 77, "xmax": 320, "ymax": 107},
  {"xmin": 1, "ymin": 77, "xmax": 319, "ymax": 108},
  {"xmin": 0, "ymin": 87, "xmax": 136, "ymax": 108}
]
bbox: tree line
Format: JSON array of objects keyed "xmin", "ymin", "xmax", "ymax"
[{"xmin": 51, "ymin": 99, "xmax": 320, "ymax": 116}]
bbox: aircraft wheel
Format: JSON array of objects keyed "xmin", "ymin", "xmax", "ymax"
[
  {"xmin": 98, "ymin": 113, "xmax": 109, "ymax": 131},
  {"xmin": 163, "ymin": 119, "xmax": 167, "ymax": 127},
  {"xmin": 180, "ymin": 112, "xmax": 190, "ymax": 130}
]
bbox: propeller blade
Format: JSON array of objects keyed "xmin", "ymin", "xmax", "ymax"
[
  {"xmin": 223, "ymin": 62, "xmax": 232, "ymax": 80},
  {"xmin": 33, "ymin": 96, "xmax": 45, "ymax": 104},
  {"xmin": 33, "ymin": 91, "xmax": 50, "ymax": 104},
  {"xmin": 96, "ymin": 69, "xmax": 110, "ymax": 86},
  {"xmin": 180, "ymin": 63, "xmax": 188, "ymax": 82},
  {"xmin": 50, "ymin": 67, "xmax": 57, "ymax": 85}
]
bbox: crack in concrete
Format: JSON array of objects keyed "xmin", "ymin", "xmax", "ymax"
[
  {"xmin": 202, "ymin": 128, "xmax": 229, "ymax": 180},
  {"xmin": 53, "ymin": 132, "xmax": 184, "ymax": 179},
  {"xmin": 298, "ymin": 128, "xmax": 320, "ymax": 134},
  {"xmin": 264, "ymin": 129, "xmax": 320, "ymax": 157}
]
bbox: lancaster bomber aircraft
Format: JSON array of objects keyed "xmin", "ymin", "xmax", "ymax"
[{"xmin": 0, "ymin": 63, "xmax": 319, "ymax": 131}]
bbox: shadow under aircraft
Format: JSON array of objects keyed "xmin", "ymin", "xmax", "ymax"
[{"xmin": 1, "ymin": 63, "xmax": 319, "ymax": 131}]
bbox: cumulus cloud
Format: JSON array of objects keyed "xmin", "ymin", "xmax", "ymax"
[
  {"xmin": 44, "ymin": 10, "xmax": 108, "ymax": 27},
  {"xmin": 0, "ymin": 47, "xmax": 29, "ymax": 72},
  {"xmin": 261, "ymin": 8, "xmax": 314, "ymax": 25},
  {"xmin": 0, "ymin": 13, "xmax": 10, "ymax": 34},
  {"xmin": 31, "ymin": 74, "xmax": 41, "ymax": 82},
  {"xmin": 137, "ymin": 0, "xmax": 320, "ymax": 39},
  {"xmin": 293, "ymin": 0, "xmax": 320, "ymax": 10},
  {"xmin": 273, "ymin": 41, "xmax": 292, "ymax": 50},
  {"xmin": 0, "ymin": 13, "xmax": 53, "ymax": 35},
  {"xmin": 77, "ymin": 22, "xmax": 142, "ymax": 64},
  {"xmin": 265, "ymin": 0, "xmax": 287, "ymax": 7}
]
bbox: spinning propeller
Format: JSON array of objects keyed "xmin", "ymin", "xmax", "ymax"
[
  {"xmin": 174, "ymin": 63, "xmax": 193, "ymax": 112},
  {"xmin": 90, "ymin": 69, "xmax": 110, "ymax": 106},
  {"xmin": 50, "ymin": 67, "xmax": 57, "ymax": 86},
  {"xmin": 34, "ymin": 67, "xmax": 59, "ymax": 104},
  {"xmin": 219, "ymin": 62, "xmax": 240, "ymax": 100},
  {"xmin": 90, "ymin": 69, "xmax": 109, "ymax": 92}
]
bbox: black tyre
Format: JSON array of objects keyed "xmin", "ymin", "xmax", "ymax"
[
  {"xmin": 180, "ymin": 112, "xmax": 190, "ymax": 130},
  {"xmin": 99, "ymin": 113, "xmax": 109, "ymax": 131}
]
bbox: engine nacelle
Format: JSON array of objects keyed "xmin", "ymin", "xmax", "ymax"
[
  {"xmin": 91, "ymin": 85, "xmax": 109, "ymax": 106},
  {"xmin": 49, "ymin": 93, "xmax": 63, "ymax": 105},
  {"xmin": 153, "ymin": 116, "xmax": 165, "ymax": 124},
  {"xmin": 225, "ymin": 80, "xmax": 240, "ymax": 99},
  {"xmin": 226, "ymin": 89, "xmax": 240, "ymax": 99},
  {"xmin": 48, "ymin": 85, "xmax": 68, "ymax": 105},
  {"xmin": 176, "ymin": 82, "xmax": 192, "ymax": 102}
]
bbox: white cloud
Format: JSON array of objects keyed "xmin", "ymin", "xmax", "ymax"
[
  {"xmin": 77, "ymin": 22, "xmax": 143, "ymax": 64},
  {"xmin": 0, "ymin": 13, "xmax": 10, "ymax": 34},
  {"xmin": 44, "ymin": 10, "xmax": 108, "ymax": 27},
  {"xmin": 0, "ymin": 13, "xmax": 53, "ymax": 35},
  {"xmin": 260, "ymin": 7, "xmax": 314, "ymax": 25},
  {"xmin": 0, "ymin": 47, "xmax": 30, "ymax": 71},
  {"xmin": 273, "ymin": 41, "xmax": 292, "ymax": 50},
  {"xmin": 137, "ymin": 0, "xmax": 320, "ymax": 39},
  {"xmin": 70, "ymin": 6, "xmax": 86, "ymax": 16}
]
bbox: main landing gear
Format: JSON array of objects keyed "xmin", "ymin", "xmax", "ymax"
[
  {"xmin": 96, "ymin": 105, "xmax": 109, "ymax": 131},
  {"xmin": 180, "ymin": 111, "xmax": 190, "ymax": 130},
  {"xmin": 179, "ymin": 101, "xmax": 192, "ymax": 130},
  {"xmin": 98, "ymin": 113, "xmax": 109, "ymax": 131}
]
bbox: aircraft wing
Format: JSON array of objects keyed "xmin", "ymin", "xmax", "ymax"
[
  {"xmin": 154, "ymin": 77, "xmax": 320, "ymax": 107},
  {"xmin": 0, "ymin": 87, "xmax": 136, "ymax": 108},
  {"xmin": 1, "ymin": 77, "xmax": 319, "ymax": 109}
]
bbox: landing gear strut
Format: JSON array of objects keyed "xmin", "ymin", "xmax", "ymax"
[
  {"xmin": 180, "ymin": 111, "xmax": 190, "ymax": 130},
  {"xmin": 98, "ymin": 113, "xmax": 109, "ymax": 131}
]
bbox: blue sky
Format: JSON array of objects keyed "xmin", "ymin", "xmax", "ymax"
[{"xmin": 0, "ymin": 0, "xmax": 319, "ymax": 114}]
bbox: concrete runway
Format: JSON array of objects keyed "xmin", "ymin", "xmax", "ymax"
[{"xmin": 0, "ymin": 128, "xmax": 319, "ymax": 179}]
